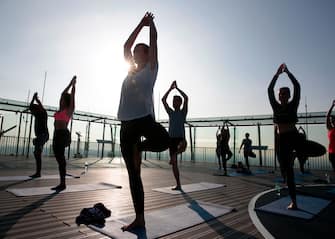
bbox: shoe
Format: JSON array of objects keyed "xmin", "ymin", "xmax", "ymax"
[
  {"xmin": 30, "ymin": 173, "xmax": 41, "ymax": 178},
  {"xmin": 51, "ymin": 184, "xmax": 66, "ymax": 191},
  {"xmin": 94, "ymin": 203, "xmax": 111, "ymax": 217}
]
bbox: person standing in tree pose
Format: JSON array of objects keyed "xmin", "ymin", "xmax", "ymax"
[
  {"xmin": 220, "ymin": 122, "xmax": 233, "ymax": 175},
  {"xmin": 268, "ymin": 63, "xmax": 302, "ymax": 210},
  {"xmin": 239, "ymin": 133, "xmax": 252, "ymax": 171},
  {"xmin": 162, "ymin": 80, "xmax": 188, "ymax": 190},
  {"xmin": 216, "ymin": 127, "xmax": 223, "ymax": 170},
  {"xmin": 117, "ymin": 12, "xmax": 170, "ymax": 231},
  {"xmin": 52, "ymin": 76, "xmax": 76, "ymax": 191},
  {"xmin": 29, "ymin": 92, "xmax": 49, "ymax": 178}
]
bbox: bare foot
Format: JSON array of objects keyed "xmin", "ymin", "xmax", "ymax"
[
  {"xmin": 172, "ymin": 185, "xmax": 182, "ymax": 191},
  {"xmin": 121, "ymin": 217, "xmax": 145, "ymax": 231},
  {"xmin": 287, "ymin": 202, "xmax": 298, "ymax": 210}
]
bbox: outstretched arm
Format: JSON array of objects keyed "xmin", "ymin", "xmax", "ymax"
[
  {"xmin": 162, "ymin": 81, "xmax": 175, "ymax": 113},
  {"xmin": 239, "ymin": 140, "xmax": 245, "ymax": 152},
  {"xmin": 327, "ymin": 100, "xmax": 335, "ymax": 130},
  {"xmin": 284, "ymin": 65, "xmax": 300, "ymax": 106},
  {"xmin": 124, "ymin": 13, "xmax": 149, "ymax": 64}
]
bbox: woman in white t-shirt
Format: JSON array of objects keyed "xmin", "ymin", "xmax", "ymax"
[{"xmin": 117, "ymin": 12, "xmax": 169, "ymax": 231}]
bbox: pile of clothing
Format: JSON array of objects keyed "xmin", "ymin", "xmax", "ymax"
[{"xmin": 76, "ymin": 203, "xmax": 111, "ymax": 226}]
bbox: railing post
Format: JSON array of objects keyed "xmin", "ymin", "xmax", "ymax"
[
  {"xmin": 15, "ymin": 112, "xmax": 23, "ymax": 157},
  {"xmin": 26, "ymin": 114, "xmax": 33, "ymax": 158}
]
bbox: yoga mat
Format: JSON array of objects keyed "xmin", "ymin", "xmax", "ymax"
[
  {"xmin": 6, "ymin": 183, "xmax": 122, "ymax": 196},
  {"xmin": 256, "ymin": 195, "xmax": 330, "ymax": 219},
  {"xmin": 89, "ymin": 200, "xmax": 234, "ymax": 239},
  {"xmin": 0, "ymin": 174, "xmax": 80, "ymax": 181},
  {"xmin": 152, "ymin": 182, "xmax": 224, "ymax": 195},
  {"xmin": 228, "ymin": 171, "xmax": 252, "ymax": 177}
]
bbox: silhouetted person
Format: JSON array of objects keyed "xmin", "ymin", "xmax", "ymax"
[
  {"xmin": 52, "ymin": 76, "xmax": 76, "ymax": 191},
  {"xmin": 162, "ymin": 80, "xmax": 188, "ymax": 190},
  {"xmin": 326, "ymin": 100, "xmax": 335, "ymax": 172},
  {"xmin": 220, "ymin": 122, "xmax": 233, "ymax": 175},
  {"xmin": 268, "ymin": 63, "xmax": 302, "ymax": 210},
  {"xmin": 29, "ymin": 92, "xmax": 49, "ymax": 178},
  {"xmin": 239, "ymin": 133, "xmax": 252, "ymax": 171},
  {"xmin": 216, "ymin": 127, "xmax": 223, "ymax": 170},
  {"xmin": 117, "ymin": 12, "xmax": 169, "ymax": 231}
]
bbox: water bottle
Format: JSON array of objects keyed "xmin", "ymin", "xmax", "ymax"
[
  {"xmin": 325, "ymin": 173, "xmax": 330, "ymax": 183},
  {"xmin": 85, "ymin": 162, "xmax": 88, "ymax": 173},
  {"xmin": 275, "ymin": 183, "xmax": 281, "ymax": 197}
]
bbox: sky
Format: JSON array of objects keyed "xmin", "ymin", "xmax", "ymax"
[{"xmin": 1, "ymin": 0, "xmax": 335, "ymax": 147}]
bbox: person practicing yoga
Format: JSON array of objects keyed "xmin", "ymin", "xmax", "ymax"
[
  {"xmin": 268, "ymin": 63, "xmax": 302, "ymax": 210},
  {"xmin": 162, "ymin": 80, "xmax": 188, "ymax": 190},
  {"xmin": 52, "ymin": 76, "xmax": 76, "ymax": 191},
  {"xmin": 216, "ymin": 127, "xmax": 223, "ymax": 170},
  {"xmin": 117, "ymin": 12, "xmax": 170, "ymax": 231},
  {"xmin": 29, "ymin": 92, "xmax": 49, "ymax": 178},
  {"xmin": 219, "ymin": 122, "xmax": 233, "ymax": 175},
  {"xmin": 239, "ymin": 133, "xmax": 253, "ymax": 171},
  {"xmin": 326, "ymin": 100, "xmax": 335, "ymax": 172}
]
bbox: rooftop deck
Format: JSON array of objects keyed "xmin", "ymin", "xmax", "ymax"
[{"xmin": 0, "ymin": 156, "xmax": 334, "ymax": 239}]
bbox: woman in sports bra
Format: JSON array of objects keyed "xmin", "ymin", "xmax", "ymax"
[
  {"xmin": 268, "ymin": 63, "xmax": 302, "ymax": 210},
  {"xmin": 52, "ymin": 75, "xmax": 76, "ymax": 191}
]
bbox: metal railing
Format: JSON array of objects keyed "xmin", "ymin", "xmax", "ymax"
[{"xmin": 0, "ymin": 135, "xmax": 332, "ymax": 171}]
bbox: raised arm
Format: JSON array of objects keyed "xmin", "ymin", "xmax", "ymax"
[
  {"xmin": 68, "ymin": 76, "xmax": 76, "ymax": 114},
  {"xmin": 147, "ymin": 12, "xmax": 158, "ymax": 69},
  {"xmin": 268, "ymin": 64, "xmax": 284, "ymax": 107},
  {"xmin": 175, "ymin": 82, "xmax": 188, "ymax": 113},
  {"xmin": 30, "ymin": 92, "xmax": 37, "ymax": 110},
  {"xmin": 123, "ymin": 13, "xmax": 149, "ymax": 64},
  {"xmin": 327, "ymin": 100, "xmax": 335, "ymax": 130},
  {"xmin": 284, "ymin": 65, "xmax": 300, "ymax": 106},
  {"xmin": 161, "ymin": 81, "xmax": 175, "ymax": 113}
]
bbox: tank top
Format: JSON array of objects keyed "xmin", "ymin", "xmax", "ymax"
[{"xmin": 117, "ymin": 63, "xmax": 158, "ymax": 121}]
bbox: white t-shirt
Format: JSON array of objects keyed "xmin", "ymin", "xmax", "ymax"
[{"xmin": 117, "ymin": 63, "xmax": 158, "ymax": 121}]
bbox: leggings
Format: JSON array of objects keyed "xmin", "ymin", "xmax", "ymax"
[
  {"xmin": 276, "ymin": 129, "xmax": 304, "ymax": 203},
  {"xmin": 329, "ymin": 153, "xmax": 335, "ymax": 172},
  {"xmin": 120, "ymin": 115, "xmax": 169, "ymax": 214},
  {"xmin": 53, "ymin": 129, "xmax": 71, "ymax": 185},
  {"xmin": 33, "ymin": 132, "xmax": 49, "ymax": 174}
]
